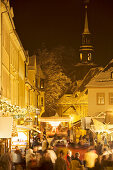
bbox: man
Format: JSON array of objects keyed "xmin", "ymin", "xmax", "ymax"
[
  {"xmin": 55, "ymin": 150, "xmax": 67, "ymax": 170},
  {"xmin": 84, "ymin": 148, "xmax": 98, "ymax": 170}
]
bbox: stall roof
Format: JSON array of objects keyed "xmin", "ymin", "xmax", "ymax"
[
  {"xmin": 16, "ymin": 125, "xmax": 41, "ymax": 133},
  {"xmin": 38, "ymin": 116, "xmax": 70, "ymax": 122}
]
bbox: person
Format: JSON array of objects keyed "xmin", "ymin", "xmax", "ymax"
[
  {"xmin": 69, "ymin": 152, "xmax": 83, "ymax": 170},
  {"xmin": 12, "ymin": 146, "xmax": 23, "ymax": 170},
  {"xmin": 0, "ymin": 148, "xmax": 12, "ymax": 170},
  {"xmin": 84, "ymin": 148, "xmax": 98, "ymax": 170},
  {"xmin": 96, "ymin": 142, "xmax": 103, "ymax": 155},
  {"xmin": 26, "ymin": 148, "xmax": 33, "ymax": 168},
  {"xmin": 27, "ymin": 153, "xmax": 37, "ymax": 170},
  {"xmin": 42, "ymin": 137, "xmax": 47, "ymax": 152},
  {"xmin": 39, "ymin": 150, "xmax": 54, "ymax": 170},
  {"xmin": 66, "ymin": 150, "xmax": 72, "ymax": 170},
  {"xmin": 47, "ymin": 145, "xmax": 57, "ymax": 166},
  {"xmin": 74, "ymin": 152, "xmax": 82, "ymax": 165},
  {"xmin": 101, "ymin": 155, "xmax": 107, "ymax": 170},
  {"xmin": 55, "ymin": 150, "xmax": 67, "ymax": 170}
]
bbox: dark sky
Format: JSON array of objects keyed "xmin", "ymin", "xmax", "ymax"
[{"xmin": 10, "ymin": 0, "xmax": 113, "ymax": 65}]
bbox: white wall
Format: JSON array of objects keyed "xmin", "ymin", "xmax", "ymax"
[{"xmin": 88, "ymin": 87, "xmax": 113, "ymax": 116}]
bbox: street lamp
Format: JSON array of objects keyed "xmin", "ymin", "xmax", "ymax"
[{"xmin": 36, "ymin": 108, "xmax": 40, "ymax": 126}]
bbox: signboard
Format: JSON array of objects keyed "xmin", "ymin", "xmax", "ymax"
[
  {"xmin": 36, "ymin": 108, "xmax": 40, "ymax": 115},
  {"xmin": 0, "ymin": 117, "xmax": 13, "ymax": 138}
]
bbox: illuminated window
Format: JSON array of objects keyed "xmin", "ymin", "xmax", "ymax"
[
  {"xmin": 88, "ymin": 53, "xmax": 91, "ymax": 61},
  {"xmin": 97, "ymin": 93, "xmax": 105, "ymax": 105},
  {"xmin": 109, "ymin": 93, "xmax": 113, "ymax": 105},
  {"xmin": 80, "ymin": 53, "xmax": 82, "ymax": 61},
  {"xmin": 40, "ymin": 79, "xmax": 44, "ymax": 89}
]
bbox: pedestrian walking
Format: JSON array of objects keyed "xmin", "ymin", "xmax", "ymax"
[{"xmin": 55, "ymin": 150, "xmax": 67, "ymax": 170}]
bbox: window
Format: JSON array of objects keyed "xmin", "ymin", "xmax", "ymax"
[
  {"xmin": 40, "ymin": 79, "xmax": 44, "ymax": 89},
  {"xmin": 80, "ymin": 53, "xmax": 82, "ymax": 61},
  {"xmin": 35, "ymin": 78, "xmax": 38, "ymax": 88},
  {"xmin": 97, "ymin": 93, "xmax": 105, "ymax": 105},
  {"xmin": 41, "ymin": 97, "xmax": 44, "ymax": 107},
  {"xmin": 111, "ymin": 72, "xmax": 113, "ymax": 79},
  {"xmin": 109, "ymin": 93, "xmax": 113, "ymax": 105},
  {"xmin": 25, "ymin": 63, "xmax": 27, "ymax": 77},
  {"xmin": 37, "ymin": 95, "xmax": 38, "ymax": 107}
]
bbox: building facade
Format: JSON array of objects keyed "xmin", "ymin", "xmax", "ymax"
[
  {"xmin": 87, "ymin": 60, "xmax": 113, "ymax": 122},
  {"xmin": 0, "ymin": 0, "xmax": 45, "ymax": 125}
]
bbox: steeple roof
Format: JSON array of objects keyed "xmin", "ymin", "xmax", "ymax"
[{"xmin": 83, "ymin": 5, "xmax": 90, "ymax": 34}]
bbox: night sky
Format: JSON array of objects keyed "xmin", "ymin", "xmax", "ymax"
[{"xmin": 10, "ymin": 0, "xmax": 113, "ymax": 66}]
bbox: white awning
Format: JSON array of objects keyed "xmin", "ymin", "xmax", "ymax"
[
  {"xmin": 16, "ymin": 125, "xmax": 41, "ymax": 133},
  {"xmin": 39, "ymin": 116, "xmax": 70, "ymax": 122}
]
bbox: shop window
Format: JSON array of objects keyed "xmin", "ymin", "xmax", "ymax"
[
  {"xmin": 97, "ymin": 93, "xmax": 105, "ymax": 105},
  {"xmin": 109, "ymin": 93, "xmax": 113, "ymax": 105}
]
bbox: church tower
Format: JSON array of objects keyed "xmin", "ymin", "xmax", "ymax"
[{"xmin": 79, "ymin": 4, "xmax": 94, "ymax": 63}]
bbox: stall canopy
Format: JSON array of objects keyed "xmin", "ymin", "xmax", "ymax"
[
  {"xmin": 16, "ymin": 125, "xmax": 42, "ymax": 133},
  {"xmin": 91, "ymin": 119, "xmax": 111, "ymax": 133}
]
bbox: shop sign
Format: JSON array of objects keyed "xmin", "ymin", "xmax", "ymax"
[{"xmin": 0, "ymin": 117, "xmax": 13, "ymax": 138}]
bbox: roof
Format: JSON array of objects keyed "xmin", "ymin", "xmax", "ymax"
[
  {"xmin": 16, "ymin": 125, "xmax": 41, "ymax": 133},
  {"xmin": 36, "ymin": 65, "xmax": 46, "ymax": 79},
  {"xmin": 74, "ymin": 67, "xmax": 101, "ymax": 93},
  {"xmin": 83, "ymin": 5, "xmax": 90, "ymax": 34},
  {"xmin": 63, "ymin": 106, "xmax": 77, "ymax": 115},
  {"xmin": 57, "ymin": 94, "xmax": 76, "ymax": 105},
  {"xmin": 87, "ymin": 60, "xmax": 113, "ymax": 88},
  {"xmin": 38, "ymin": 116, "xmax": 70, "ymax": 122}
]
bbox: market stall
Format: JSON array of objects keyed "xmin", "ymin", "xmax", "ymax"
[{"xmin": 11, "ymin": 125, "xmax": 41, "ymax": 150}]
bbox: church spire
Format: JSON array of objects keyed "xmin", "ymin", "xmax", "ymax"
[
  {"xmin": 79, "ymin": 3, "xmax": 94, "ymax": 64},
  {"xmin": 83, "ymin": 5, "xmax": 90, "ymax": 34}
]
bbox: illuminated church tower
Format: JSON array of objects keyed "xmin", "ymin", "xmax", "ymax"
[{"xmin": 79, "ymin": 4, "xmax": 94, "ymax": 63}]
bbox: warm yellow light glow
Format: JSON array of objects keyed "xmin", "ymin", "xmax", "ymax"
[
  {"xmin": 12, "ymin": 132, "xmax": 27, "ymax": 141},
  {"xmin": 70, "ymin": 116, "xmax": 73, "ymax": 121},
  {"xmin": 49, "ymin": 121, "xmax": 61, "ymax": 127}
]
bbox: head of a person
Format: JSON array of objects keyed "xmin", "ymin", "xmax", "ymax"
[
  {"xmin": 28, "ymin": 148, "xmax": 33, "ymax": 155},
  {"xmin": 103, "ymin": 148, "xmax": 107, "ymax": 152},
  {"xmin": 67, "ymin": 150, "xmax": 72, "ymax": 157},
  {"xmin": 6, "ymin": 148, "xmax": 10, "ymax": 153},
  {"xmin": 102, "ymin": 155, "xmax": 107, "ymax": 161},
  {"xmin": 108, "ymin": 154, "xmax": 113, "ymax": 161},
  {"xmin": 75, "ymin": 152, "xmax": 80, "ymax": 159},
  {"xmin": 60, "ymin": 150, "xmax": 64, "ymax": 157},
  {"xmin": 33, "ymin": 146, "xmax": 38, "ymax": 153},
  {"xmin": 43, "ymin": 150, "xmax": 50, "ymax": 160},
  {"xmin": 15, "ymin": 146, "xmax": 19, "ymax": 150}
]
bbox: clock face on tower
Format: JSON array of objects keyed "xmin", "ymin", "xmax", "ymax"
[{"xmin": 88, "ymin": 53, "xmax": 91, "ymax": 61}]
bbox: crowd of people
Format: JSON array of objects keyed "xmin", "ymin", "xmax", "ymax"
[{"xmin": 1, "ymin": 134, "xmax": 113, "ymax": 170}]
